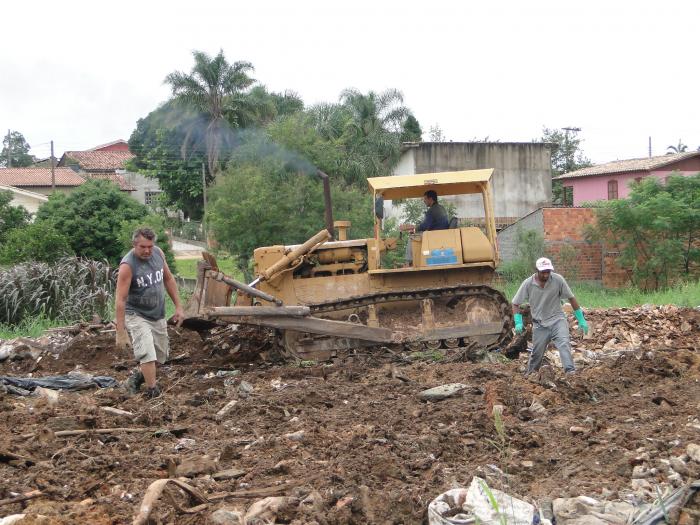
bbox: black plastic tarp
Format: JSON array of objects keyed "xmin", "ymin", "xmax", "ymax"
[{"xmin": 0, "ymin": 373, "xmax": 117, "ymax": 392}]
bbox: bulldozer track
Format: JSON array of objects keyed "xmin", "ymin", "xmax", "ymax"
[{"xmin": 304, "ymin": 284, "xmax": 514, "ymax": 351}]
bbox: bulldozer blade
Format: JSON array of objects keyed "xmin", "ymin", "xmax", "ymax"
[{"xmin": 214, "ymin": 314, "xmax": 395, "ymax": 343}]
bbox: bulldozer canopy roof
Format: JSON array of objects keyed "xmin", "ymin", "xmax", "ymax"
[{"xmin": 367, "ymin": 169, "xmax": 494, "ymax": 200}]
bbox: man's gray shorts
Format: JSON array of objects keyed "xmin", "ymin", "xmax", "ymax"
[{"xmin": 125, "ymin": 313, "xmax": 169, "ymax": 364}]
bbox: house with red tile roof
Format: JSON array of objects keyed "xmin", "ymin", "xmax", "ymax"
[
  {"xmin": 88, "ymin": 139, "xmax": 131, "ymax": 152},
  {"xmin": 58, "ymin": 141, "xmax": 159, "ymax": 206},
  {"xmin": 0, "ymin": 167, "xmax": 85, "ymax": 192},
  {"xmin": 555, "ymin": 151, "xmax": 700, "ymax": 206}
]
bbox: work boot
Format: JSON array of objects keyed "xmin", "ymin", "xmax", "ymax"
[
  {"xmin": 124, "ymin": 370, "xmax": 145, "ymax": 394},
  {"xmin": 144, "ymin": 385, "xmax": 162, "ymax": 399}
]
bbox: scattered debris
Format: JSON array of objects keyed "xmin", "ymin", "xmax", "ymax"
[
  {"xmin": 428, "ymin": 477, "xmax": 534, "ymax": 525},
  {"xmin": 212, "ymin": 468, "xmax": 246, "ymax": 481},
  {"xmin": 132, "ymin": 478, "xmax": 208, "ymax": 525},
  {"xmin": 418, "ymin": 383, "xmax": 468, "ymax": 401},
  {"xmin": 215, "ymin": 399, "xmax": 238, "ymax": 421},
  {"xmin": 0, "ymin": 306, "xmax": 697, "ymax": 524}
]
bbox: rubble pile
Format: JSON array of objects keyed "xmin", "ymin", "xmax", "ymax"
[
  {"xmin": 579, "ymin": 305, "xmax": 699, "ymax": 352},
  {"xmin": 0, "ymin": 307, "xmax": 697, "ymax": 523}
]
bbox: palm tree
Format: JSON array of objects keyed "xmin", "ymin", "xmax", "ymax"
[
  {"xmin": 336, "ymin": 88, "xmax": 411, "ymax": 181},
  {"xmin": 667, "ymin": 140, "xmax": 688, "ymax": 154},
  {"xmin": 165, "ymin": 50, "xmax": 256, "ymax": 176},
  {"xmin": 340, "ymin": 88, "xmax": 408, "ymax": 139}
]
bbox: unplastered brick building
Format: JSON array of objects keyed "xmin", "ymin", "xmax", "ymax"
[{"xmin": 498, "ymin": 207, "xmax": 604, "ymax": 282}]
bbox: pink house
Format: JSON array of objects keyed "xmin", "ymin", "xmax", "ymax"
[{"xmin": 555, "ymin": 151, "xmax": 700, "ymax": 206}]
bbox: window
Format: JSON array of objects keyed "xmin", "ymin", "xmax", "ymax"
[
  {"xmin": 144, "ymin": 191, "xmax": 160, "ymax": 206},
  {"xmin": 563, "ymin": 186, "xmax": 574, "ymax": 206},
  {"xmin": 607, "ymin": 180, "xmax": 618, "ymax": 200}
]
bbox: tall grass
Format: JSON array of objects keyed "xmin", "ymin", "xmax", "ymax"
[
  {"xmin": 499, "ymin": 279, "xmax": 700, "ymax": 308},
  {"xmin": 0, "ymin": 258, "xmax": 115, "ymax": 326},
  {"xmin": 0, "ymin": 315, "xmax": 67, "ymax": 340}
]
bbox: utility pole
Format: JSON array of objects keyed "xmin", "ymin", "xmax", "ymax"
[
  {"xmin": 50, "ymin": 141, "xmax": 56, "ymax": 191},
  {"xmin": 648, "ymin": 136, "xmax": 652, "ymax": 157},
  {"xmin": 6, "ymin": 129, "xmax": 11, "ymax": 168}
]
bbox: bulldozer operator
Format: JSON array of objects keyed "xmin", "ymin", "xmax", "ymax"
[{"xmin": 400, "ymin": 190, "xmax": 450, "ymax": 265}]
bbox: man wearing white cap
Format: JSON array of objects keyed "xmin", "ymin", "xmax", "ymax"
[{"xmin": 512, "ymin": 257, "xmax": 588, "ymax": 374}]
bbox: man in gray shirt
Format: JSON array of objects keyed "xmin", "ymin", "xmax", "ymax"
[
  {"xmin": 512, "ymin": 257, "xmax": 588, "ymax": 374},
  {"xmin": 115, "ymin": 228, "xmax": 184, "ymax": 398}
]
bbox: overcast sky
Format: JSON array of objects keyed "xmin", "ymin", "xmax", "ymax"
[{"xmin": 1, "ymin": 0, "xmax": 698, "ymax": 164}]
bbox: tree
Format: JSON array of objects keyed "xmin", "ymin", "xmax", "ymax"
[
  {"xmin": 586, "ymin": 173, "xmax": 700, "ymax": 290},
  {"xmin": 540, "ymin": 127, "xmax": 592, "ymax": 204},
  {"xmin": 0, "ymin": 221, "xmax": 74, "ymax": 264},
  {"xmin": 164, "ymin": 49, "xmax": 257, "ymax": 176},
  {"xmin": 0, "ymin": 190, "xmax": 30, "ymax": 242},
  {"xmin": 667, "ymin": 140, "xmax": 688, "ymax": 154},
  {"xmin": 128, "ymin": 103, "xmax": 210, "ymax": 219},
  {"xmin": 334, "ymin": 88, "xmax": 413, "ymax": 183},
  {"xmin": 35, "ymin": 179, "xmax": 173, "ymax": 265},
  {"xmin": 401, "ymin": 114, "xmax": 422, "ymax": 143},
  {"xmin": 0, "ymin": 131, "xmax": 36, "ymax": 168}
]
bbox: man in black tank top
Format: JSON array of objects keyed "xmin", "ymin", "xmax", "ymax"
[{"xmin": 115, "ymin": 228, "xmax": 184, "ymax": 398}]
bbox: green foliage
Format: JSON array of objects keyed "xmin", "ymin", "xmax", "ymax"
[
  {"xmin": 380, "ymin": 217, "xmax": 406, "ymax": 269},
  {"xmin": 0, "ymin": 190, "xmax": 30, "ymax": 242},
  {"xmin": 164, "ymin": 49, "xmax": 257, "ymax": 176},
  {"xmin": 401, "ymin": 113, "xmax": 422, "ymax": 142},
  {"xmin": 35, "ymin": 179, "xmax": 149, "ymax": 265},
  {"xmin": 0, "ymin": 221, "xmax": 73, "ymax": 264},
  {"xmin": 128, "ymin": 104, "xmax": 210, "ymax": 219},
  {"xmin": 586, "ymin": 173, "xmax": 700, "ymax": 290},
  {"xmin": 0, "ymin": 315, "xmax": 66, "ymax": 340},
  {"xmin": 540, "ymin": 127, "xmax": 592, "ymax": 204},
  {"xmin": 0, "ymin": 131, "xmax": 36, "ymax": 168},
  {"xmin": 175, "ymin": 257, "xmax": 243, "ymax": 280},
  {"xmin": 497, "ymin": 228, "xmax": 545, "ymax": 282},
  {"xmin": 0, "ymin": 258, "xmax": 115, "ymax": 325}
]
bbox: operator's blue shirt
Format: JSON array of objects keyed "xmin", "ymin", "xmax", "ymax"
[{"xmin": 417, "ymin": 203, "xmax": 449, "ymax": 231}]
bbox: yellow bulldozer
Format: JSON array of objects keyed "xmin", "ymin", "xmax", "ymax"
[{"xmin": 183, "ymin": 169, "xmax": 513, "ymax": 360}]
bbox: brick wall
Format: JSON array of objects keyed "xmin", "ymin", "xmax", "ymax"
[
  {"xmin": 542, "ymin": 208, "xmax": 602, "ymax": 281},
  {"xmin": 602, "ymin": 252, "xmax": 630, "ymax": 288}
]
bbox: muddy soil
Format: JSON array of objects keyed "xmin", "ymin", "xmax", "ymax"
[{"xmin": 0, "ymin": 307, "xmax": 699, "ymax": 524}]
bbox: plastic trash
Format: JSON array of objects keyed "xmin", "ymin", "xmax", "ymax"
[
  {"xmin": 0, "ymin": 372, "xmax": 117, "ymax": 393},
  {"xmin": 428, "ymin": 476, "xmax": 534, "ymax": 525}
]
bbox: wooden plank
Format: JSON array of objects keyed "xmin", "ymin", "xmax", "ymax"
[
  {"xmin": 421, "ymin": 322, "xmax": 504, "ymax": 341},
  {"xmin": 206, "ymin": 306, "xmax": 310, "ymax": 317},
  {"xmin": 220, "ymin": 315, "xmax": 394, "ymax": 343}
]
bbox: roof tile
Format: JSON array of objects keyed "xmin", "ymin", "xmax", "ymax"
[
  {"xmin": 0, "ymin": 167, "xmax": 85, "ymax": 187},
  {"xmin": 62, "ymin": 150, "xmax": 135, "ymax": 171},
  {"xmin": 555, "ymin": 151, "xmax": 700, "ymax": 180}
]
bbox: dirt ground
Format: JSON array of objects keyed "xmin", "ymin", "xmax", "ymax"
[{"xmin": 1, "ymin": 306, "xmax": 699, "ymax": 524}]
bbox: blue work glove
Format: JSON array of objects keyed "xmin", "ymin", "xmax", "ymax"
[
  {"xmin": 574, "ymin": 308, "xmax": 589, "ymax": 335},
  {"xmin": 514, "ymin": 313, "xmax": 524, "ymax": 334}
]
